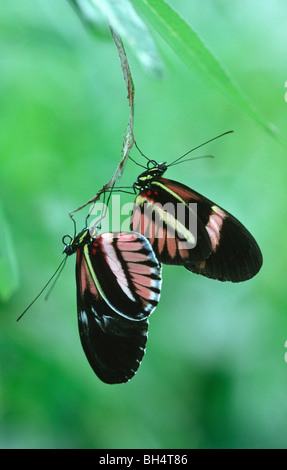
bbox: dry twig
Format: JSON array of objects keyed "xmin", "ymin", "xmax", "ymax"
[{"xmin": 69, "ymin": 26, "xmax": 135, "ymax": 220}]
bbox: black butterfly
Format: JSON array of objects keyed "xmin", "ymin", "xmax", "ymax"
[
  {"xmin": 62, "ymin": 229, "xmax": 162, "ymax": 384},
  {"xmin": 130, "ymin": 135, "xmax": 262, "ymax": 282}
]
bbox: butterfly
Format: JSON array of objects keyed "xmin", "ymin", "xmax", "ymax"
[
  {"xmin": 62, "ymin": 228, "xmax": 162, "ymax": 384},
  {"xmin": 130, "ymin": 135, "xmax": 263, "ymax": 282}
]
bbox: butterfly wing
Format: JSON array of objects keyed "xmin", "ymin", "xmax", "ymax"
[
  {"xmin": 131, "ymin": 184, "xmax": 212, "ymax": 267},
  {"xmin": 76, "ymin": 246, "xmax": 149, "ymax": 384},
  {"xmin": 161, "ymin": 177, "xmax": 262, "ymax": 281},
  {"xmin": 131, "ymin": 176, "xmax": 262, "ymax": 282},
  {"xmin": 85, "ymin": 231, "xmax": 162, "ymax": 321}
]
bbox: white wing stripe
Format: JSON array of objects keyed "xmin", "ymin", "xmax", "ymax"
[{"xmin": 101, "ymin": 239, "xmax": 136, "ymax": 302}]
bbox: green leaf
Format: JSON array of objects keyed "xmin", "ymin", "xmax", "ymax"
[
  {"xmin": 69, "ymin": 0, "xmax": 164, "ymax": 77},
  {"xmin": 0, "ymin": 204, "xmax": 19, "ymax": 301},
  {"xmin": 132, "ymin": 0, "xmax": 281, "ymax": 141}
]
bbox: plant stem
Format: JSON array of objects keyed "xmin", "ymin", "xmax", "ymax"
[{"xmin": 69, "ymin": 26, "xmax": 135, "ymax": 219}]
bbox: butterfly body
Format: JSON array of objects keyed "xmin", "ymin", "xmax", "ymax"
[{"xmin": 133, "ymin": 161, "xmax": 168, "ymax": 191}]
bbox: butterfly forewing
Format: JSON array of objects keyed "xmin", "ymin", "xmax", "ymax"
[
  {"xmin": 76, "ymin": 250, "xmax": 149, "ymax": 384},
  {"xmin": 131, "ymin": 184, "xmax": 212, "ymax": 266},
  {"xmin": 85, "ymin": 232, "xmax": 162, "ymax": 321},
  {"xmin": 161, "ymin": 177, "xmax": 263, "ymax": 281}
]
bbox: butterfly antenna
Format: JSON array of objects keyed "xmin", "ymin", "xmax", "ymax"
[
  {"xmin": 128, "ymin": 155, "xmax": 146, "ymax": 169},
  {"xmin": 17, "ymin": 256, "xmax": 68, "ymax": 322},
  {"xmin": 44, "ymin": 256, "xmax": 68, "ymax": 301},
  {"xmin": 68, "ymin": 213, "xmax": 77, "ymax": 237},
  {"xmin": 168, "ymin": 130, "xmax": 233, "ymax": 167},
  {"xmin": 134, "ymin": 141, "xmax": 150, "ymax": 162},
  {"xmin": 170, "ymin": 154, "xmax": 215, "ymax": 167}
]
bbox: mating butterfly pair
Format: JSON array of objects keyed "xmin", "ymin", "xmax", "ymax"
[{"xmin": 65, "ymin": 148, "xmax": 262, "ymax": 384}]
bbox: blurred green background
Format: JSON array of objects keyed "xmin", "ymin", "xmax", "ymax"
[{"xmin": 1, "ymin": 0, "xmax": 287, "ymax": 449}]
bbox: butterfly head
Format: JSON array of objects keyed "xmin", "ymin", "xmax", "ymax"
[
  {"xmin": 62, "ymin": 228, "xmax": 91, "ymax": 256},
  {"xmin": 133, "ymin": 160, "xmax": 168, "ymax": 191}
]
